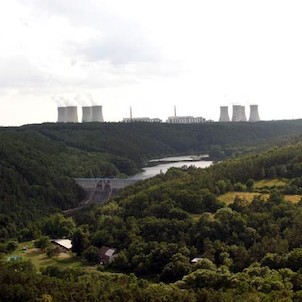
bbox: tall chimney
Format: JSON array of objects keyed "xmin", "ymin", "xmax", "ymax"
[
  {"xmin": 174, "ymin": 105, "xmax": 177, "ymax": 117},
  {"xmin": 91, "ymin": 105, "xmax": 104, "ymax": 122},
  {"xmin": 249, "ymin": 105, "xmax": 260, "ymax": 122},
  {"xmin": 219, "ymin": 106, "xmax": 230, "ymax": 122},
  {"xmin": 82, "ymin": 106, "xmax": 92, "ymax": 122}
]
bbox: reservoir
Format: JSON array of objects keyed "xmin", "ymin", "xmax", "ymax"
[{"xmin": 129, "ymin": 155, "xmax": 213, "ymax": 180}]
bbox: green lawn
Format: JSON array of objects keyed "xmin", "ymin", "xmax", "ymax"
[{"xmin": 7, "ymin": 241, "xmax": 83, "ymax": 270}]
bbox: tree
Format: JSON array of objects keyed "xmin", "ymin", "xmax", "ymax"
[
  {"xmin": 160, "ymin": 253, "xmax": 191, "ymax": 282},
  {"xmin": 83, "ymin": 246, "xmax": 100, "ymax": 265},
  {"xmin": 34, "ymin": 236, "xmax": 51, "ymax": 251},
  {"xmin": 46, "ymin": 246, "xmax": 60, "ymax": 258},
  {"xmin": 246, "ymin": 178, "xmax": 254, "ymax": 190},
  {"xmin": 71, "ymin": 229, "xmax": 90, "ymax": 256}
]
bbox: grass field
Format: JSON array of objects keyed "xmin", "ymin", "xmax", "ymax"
[
  {"xmin": 218, "ymin": 191, "xmax": 302, "ymax": 204},
  {"xmin": 254, "ymin": 179, "xmax": 288, "ymax": 188},
  {"xmin": 7, "ymin": 241, "xmax": 83, "ymax": 270}
]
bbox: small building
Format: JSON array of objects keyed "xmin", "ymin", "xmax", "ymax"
[
  {"xmin": 51, "ymin": 239, "xmax": 72, "ymax": 253},
  {"xmin": 166, "ymin": 116, "xmax": 206, "ymax": 124},
  {"xmin": 122, "ymin": 117, "xmax": 162, "ymax": 123},
  {"xmin": 191, "ymin": 257, "xmax": 204, "ymax": 264},
  {"xmin": 99, "ymin": 246, "xmax": 117, "ymax": 264}
]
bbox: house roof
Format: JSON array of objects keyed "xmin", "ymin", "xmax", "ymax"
[
  {"xmin": 99, "ymin": 246, "xmax": 116, "ymax": 257},
  {"xmin": 52, "ymin": 239, "xmax": 72, "ymax": 250},
  {"xmin": 191, "ymin": 257, "xmax": 204, "ymax": 263},
  {"xmin": 105, "ymin": 249, "xmax": 116, "ymax": 257}
]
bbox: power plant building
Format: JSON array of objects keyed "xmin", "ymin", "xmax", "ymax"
[
  {"xmin": 123, "ymin": 117, "xmax": 162, "ymax": 123},
  {"xmin": 57, "ymin": 105, "xmax": 105, "ymax": 123},
  {"xmin": 65, "ymin": 106, "xmax": 78, "ymax": 123},
  {"xmin": 82, "ymin": 106, "xmax": 92, "ymax": 122},
  {"xmin": 57, "ymin": 106, "xmax": 78, "ymax": 123},
  {"xmin": 249, "ymin": 105, "xmax": 260, "ymax": 122},
  {"xmin": 219, "ymin": 106, "xmax": 230, "ymax": 122},
  {"xmin": 57, "ymin": 107, "xmax": 66, "ymax": 123},
  {"xmin": 166, "ymin": 116, "xmax": 205, "ymax": 124},
  {"xmin": 219, "ymin": 104, "xmax": 261, "ymax": 123},
  {"xmin": 91, "ymin": 106, "xmax": 104, "ymax": 122},
  {"xmin": 232, "ymin": 105, "xmax": 243, "ymax": 122},
  {"xmin": 240, "ymin": 106, "xmax": 247, "ymax": 122}
]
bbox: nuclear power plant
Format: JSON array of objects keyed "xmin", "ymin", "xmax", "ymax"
[
  {"xmin": 219, "ymin": 105, "xmax": 261, "ymax": 123},
  {"xmin": 56, "ymin": 103, "xmax": 260, "ymax": 124},
  {"xmin": 219, "ymin": 106, "xmax": 230, "ymax": 122},
  {"xmin": 57, "ymin": 106, "xmax": 104, "ymax": 123}
]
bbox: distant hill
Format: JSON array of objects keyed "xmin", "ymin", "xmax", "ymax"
[{"xmin": 11, "ymin": 119, "xmax": 302, "ymax": 161}]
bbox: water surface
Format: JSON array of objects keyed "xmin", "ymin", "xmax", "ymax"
[{"xmin": 129, "ymin": 155, "xmax": 212, "ymax": 180}]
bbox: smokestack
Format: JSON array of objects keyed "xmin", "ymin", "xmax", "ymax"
[
  {"xmin": 219, "ymin": 106, "xmax": 230, "ymax": 122},
  {"xmin": 174, "ymin": 105, "xmax": 177, "ymax": 117},
  {"xmin": 82, "ymin": 106, "xmax": 92, "ymax": 122},
  {"xmin": 91, "ymin": 105, "xmax": 104, "ymax": 122},
  {"xmin": 232, "ymin": 105, "xmax": 242, "ymax": 122},
  {"xmin": 240, "ymin": 106, "xmax": 247, "ymax": 122},
  {"xmin": 130, "ymin": 106, "xmax": 132, "ymax": 120},
  {"xmin": 249, "ymin": 105, "xmax": 260, "ymax": 122},
  {"xmin": 57, "ymin": 107, "xmax": 66, "ymax": 123},
  {"xmin": 65, "ymin": 106, "xmax": 78, "ymax": 123}
]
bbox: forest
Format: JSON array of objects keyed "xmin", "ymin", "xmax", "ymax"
[{"xmin": 3, "ymin": 121, "xmax": 302, "ymax": 300}]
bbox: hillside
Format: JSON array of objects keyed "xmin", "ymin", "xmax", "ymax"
[
  {"xmin": 1, "ymin": 120, "xmax": 302, "ymax": 236},
  {"xmin": 17, "ymin": 119, "xmax": 302, "ymax": 161},
  {"xmin": 3, "ymin": 136, "xmax": 302, "ymax": 300}
]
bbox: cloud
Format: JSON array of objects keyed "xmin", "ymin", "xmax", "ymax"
[
  {"xmin": 0, "ymin": 56, "xmax": 50, "ymax": 89},
  {"xmin": 21, "ymin": 0, "xmax": 162, "ymax": 66},
  {"xmin": 75, "ymin": 34, "xmax": 160, "ymax": 66}
]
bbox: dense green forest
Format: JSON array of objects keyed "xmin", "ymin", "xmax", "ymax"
[
  {"xmin": 3, "ymin": 121, "xmax": 302, "ymax": 300},
  {"xmin": 2, "ymin": 119, "xmax": 302, "ymax": 229}
]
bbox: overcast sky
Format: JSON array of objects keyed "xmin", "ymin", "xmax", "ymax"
[{"xmin": 1, "ymin": 0, "xmax": 302, "ymax": 125}]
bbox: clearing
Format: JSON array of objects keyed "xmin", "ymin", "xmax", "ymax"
[
  {"xmin": 218, "ymin": 191, "xmax": 301, "ymax": 205},
  {"xmin": 7, "ymin": 241, "xmax": 83, "ymax": 270}
]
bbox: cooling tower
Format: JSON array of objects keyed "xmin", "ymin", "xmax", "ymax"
[
  {"xmin": 240, "ymin": 106, "xmax": 247, "ymax": 122},
  {"xmin": 249, "ymin": 105, "xmax": 260, "ymax": 122},
  {"xmin": 232, "ymin": 105, "xmax": 242, "ymax": 122},
  {"xmin": 57, "ymin": 107, "xmax": 66, "ymax": 123},
  {"xmin": 219, "ymin": 106, "xmax": 230, "ymax": 122},
  {"xmin": 82, "ymin": 106, "xmax": 92, "ymax": 122},
  {"xmin": 91, "ymin": 106, "xmax": 104, "ymax": 122},
  {"xmin": 65, "ymin": 106, "xmax": 78, "ymax": 123}
]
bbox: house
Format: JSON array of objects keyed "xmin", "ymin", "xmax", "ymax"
[
  {"xmin": 51, "ymin": 239, "xmax": 72, "ymax": 253},
  {"xmin": 99, "ymin": 246, "xmax": 117, "ymax": 264},
  {"xmin": 191, "ymin": 257, "xmax": 204, "ymax": 264}
]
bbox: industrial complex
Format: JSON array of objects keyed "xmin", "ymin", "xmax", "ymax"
[
  {"xmin": 56, "ymin": 104, "xmax": 260, "ymax": 124},
  {"xmin": 57, "ymin": 106, "xmax": 104, "ymax": 123},
  {"xmin": 219, "ymin": 105, "xmax": 260, "ymax": 122}
]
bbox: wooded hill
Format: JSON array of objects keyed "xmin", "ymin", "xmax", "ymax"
[
  {"xmin": 3, "ymin": 129, "xmax": 302, "ymax": 300},
  {"xmin": 1, "ymin": 119, "xmax": 302, "ymax": 235}
]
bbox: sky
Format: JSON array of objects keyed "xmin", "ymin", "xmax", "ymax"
[{"xmin": 1, "ymin": 0, "xmax": 302, "ymax": 126}]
